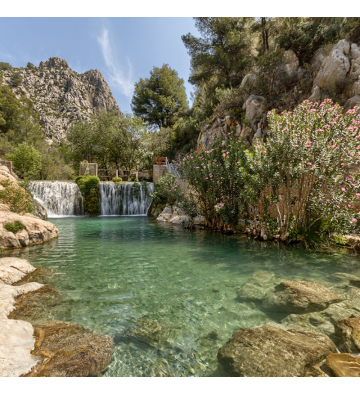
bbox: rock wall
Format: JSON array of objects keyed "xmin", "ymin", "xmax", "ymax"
[{"xmin": 1, "ymin": 57, "xmax": 122, "ymax": 142}]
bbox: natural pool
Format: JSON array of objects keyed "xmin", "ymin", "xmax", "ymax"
[{"xmin": 11, "ymin": 216, "xmax": 360, "ymax": 376}]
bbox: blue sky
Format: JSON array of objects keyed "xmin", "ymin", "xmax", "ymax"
[{"xmin": 0, "ymin": 18, "xmax": 199, "ymax": 113}]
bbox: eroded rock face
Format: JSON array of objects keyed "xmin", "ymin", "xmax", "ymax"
[
  {"xmin": 32, "ymin": 199, "xmax": 48, "ymax": 220},
  {"xmin": 217, "ymin": 324, "xmax": 336, "ymax": 377},
  {"xmin": 326, "ymin": 353, "xmax": 360, "ymax": 377},
  {"xmin": 1, "ymin": 57, "xmax": 121, "ymax": 142},
  {"xmin": 262, "ymin": 281, "xmax": 344, "ymax": 313},
  {"xmin": 24, "ymin": 321, "xmax": 113, "ymax": 377},
  {"xmin": 334, "ymin": 316, "xmax": 360, "ymax": 353}
]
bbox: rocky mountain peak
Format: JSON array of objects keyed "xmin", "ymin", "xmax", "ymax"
[{"xmin": 1, "ymin": 57, "xmax": 122, "ymax": 142}]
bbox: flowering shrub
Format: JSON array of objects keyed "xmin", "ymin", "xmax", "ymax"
[
  {"xmin": 150, "ymin": 173, "xmax": 182, "ymax": 208},
  {"xmin": 178, "ymin": 132, "xmax": 255, "ymax": 229},
  {"xmin": 247, "ymin": 99, "xmax": 360, "ymax": 240}
]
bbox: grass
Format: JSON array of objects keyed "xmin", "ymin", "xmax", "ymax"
[{"xmin": 4, "ymin": 221, "xmax": 26, "ymax": 233}]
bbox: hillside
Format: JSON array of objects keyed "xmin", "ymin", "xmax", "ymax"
[{"xmin": 0, "ymin": 57, "xmax": 122, "ymax": 142}]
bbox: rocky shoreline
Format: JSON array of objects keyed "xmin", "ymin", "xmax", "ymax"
[{"xmin": 0, "ymin": 257, "xmax": 113, "ymax": 377}]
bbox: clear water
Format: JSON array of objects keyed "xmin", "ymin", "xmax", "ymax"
[{"xmin": 10, "ymin": 217, "xmax": 360, "ymax": 376}]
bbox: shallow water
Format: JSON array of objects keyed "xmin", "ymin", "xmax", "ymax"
[{"xmin": 12, "ymin": 217, "xmax": 360, "ymax": 376}]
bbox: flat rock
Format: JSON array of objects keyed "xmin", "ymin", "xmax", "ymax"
[
  {"xmin": 217, "ymin": 324, "xmax": 336, "ymax": 377},
  {"xmin": 334, "ymin": 316, "xmax": 360, "ymax": 353},
  {"xmin": 24, "ymin": 321, "xmax": 113, "ymax": 377},
  {"xmin": 0, "ymin": 257, "xmax": 37, "ymax": 284},
  {"xmin": 262, "ymin": 281, "xmax": 344, "ymax": 313},
  {"xmin": 326, "ymin": 353, "xmax": 360, "ymax": 377}
]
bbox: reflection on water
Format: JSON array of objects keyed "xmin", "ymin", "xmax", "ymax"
[{"xmin": 13, "ymin": 216, "xmax": 360, "ymax": 376}]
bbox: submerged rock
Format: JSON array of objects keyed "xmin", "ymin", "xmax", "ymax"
[
  {"xmin": 262, "ymin": 281, "xmax": 344, "ymax": 313},
  {"xmin": 217, "ymin": 323, "xmax": 336, "ymax": 377},
  {"xmin": 334, "ymin": 316, "xmax": 360, "ymax": 353},
  {"xmin": 326, "ymin": 353, "xmax": 360, "ymax": 377},
  {"xmin": 24, "ymin": 321, "xmax": 113, "ymax": 377},
  {"xmin": 8, "ymin": 285, "xmax": 63, "ymax": 322},
  {"xmin": 236, "ymin": 271, "xmax": 279, "ymax": 302}
]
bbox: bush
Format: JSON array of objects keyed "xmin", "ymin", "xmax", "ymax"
[
  {"xmin": 129, "ymin": 176, "xmax": 138, "ymax": 182},
  {"xmin": 0, "ymin": 180, "xmax": 34, "ymax": 214},
  {"xmin": 150, "ymin": 173, "xmax": 179, "ymax": 208},
  {"xmin": 247, "ymin": 99, "xmax": 360, "ymax": 241},
  {"xmin": 4, "ymin": 221, "xmax": 25, "ymax": 233},
  {"xmin": 0, "ymin": 62, "xmax": 12, "ymax": 71},
  {"xmin": 178, "ymin": 133, "xmax": 254, "ymax": 230},
  {"xmin": 10, "ymin": 72, "xmax": 22, "ymax": 87},
  {"xmin": 7, "ymin": 142, "xmax": 42, "ymax": 179},
  {"xmin": 26, "ymin": 62, "xmax": 35, "ymax": 69},
  {"xmin": 75, "ymin": 176, "xmax": 100, "ymax": 214},
  {"xmin": 112, "ymin": 177, "xmax": 122, "ymax": 182}
]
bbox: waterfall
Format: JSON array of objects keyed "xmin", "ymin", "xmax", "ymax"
[
  {"xmin": 29, "ymin": 181, "xmax": 84, "ymax": 217},
  {"xmin": 99, "ymin": 182, "xmax": 154, "ymax": 216}
]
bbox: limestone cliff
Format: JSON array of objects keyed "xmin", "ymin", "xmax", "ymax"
[{"xmin": 1, "ymin": 57, "xmax": 122, "ymax": 141}]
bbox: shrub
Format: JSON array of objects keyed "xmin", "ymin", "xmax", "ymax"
[
  {"xmin": 247, "ymin": 99, "xmax": 360, "ymax": 241},
  {"xmin": 75, "ymin": 176, "xmax": 100, "ymax": 214},
  {"xmin": 0, "ymin": 62, "xmax": 12, "ymax": 71},
  {"xmin": 150, "ymin": 173, "xmax": 179, "ymax": 208},
  {"xmin": 10, "ymin": 72, "xmax": 22, "ymax": 87},
  {"xmin": 178, "ymin": 133, "xmax": 254, "ymax": 230},
  {"xmin": 129, "ymin": 176, "xmax": 138, "ymax": 182},
  {"xmin": 112, "ymin": 177, "xmax": 122, "ymax": 182},
  {"xmin": 4, "ymin": 221, "xmax": 25, "ymax": 233},
  {"xmin": 7, "ymin": 142, "xmax": 42, "ymax": 179},
  {"xmin": 0, "ymin": 180, "xmax": 34, "ymax": 214}
]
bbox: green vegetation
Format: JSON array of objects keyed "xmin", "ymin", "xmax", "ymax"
[
  {"xmin": 112, "ymin": 177, "xmax": 122, "ymax": 183},
  {"xmin": 7, "ymin": 142, "xmax": 42, "ymax": 179},
  {"xmin": 0, "ymin": 180, "xmax": 34, "ymax": 214},
  {"xmin": 4, "ymin": 221, "xmax": 26, "ymax": 233},
  {"xmin": 0, "ymin": 62, "xmax": 12, "ymax": 71},
  {"xmin": 10, "ymin": 72, "xmax": 22, "ymax": 87},
  {"xmin": 157, "ymin": 99, "xmax": 360, "ymax": 245},
  {"xmin": 75, "ymin": 176, "xmax": 100, "ymax": 214},
  {"xmin": 131, "ymin": 64, "xmax": 188, "ymax": 130}
]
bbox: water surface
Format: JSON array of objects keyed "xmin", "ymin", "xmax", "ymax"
[{"xmin": 12, "ymin": 217, "xmax": 360, "ymax": 376}]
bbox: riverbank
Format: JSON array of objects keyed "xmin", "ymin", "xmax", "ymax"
[{"xmin": 0, "ymin": 256, "xmax": 113, "ymax": 377}]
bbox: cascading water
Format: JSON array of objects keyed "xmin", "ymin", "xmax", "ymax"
[
  {"xmin": 99, "ymin": 182, "xmax": 154, "ymax": 216},
  {"xmin": 29, "ymin": 181, "xmax": 84, "ymax": 217}
]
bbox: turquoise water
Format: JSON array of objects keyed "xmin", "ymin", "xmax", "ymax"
[{"xmin": 11, "ymin": 216, "xmax": 360, "ymax": 376}]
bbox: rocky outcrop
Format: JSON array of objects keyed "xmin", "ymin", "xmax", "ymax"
[
  {"xmin": 217, "ymin": 323, "xmax": 336, "ymax": 377},
  {"xmin": 310, "ymin": 40, "xmax": 360, "ymax": 107},
  {"xmin": 262, "ymin": 281, "xmax": 344, "ymax": 314},
  {"xmin": 334, "ymin": 316, "xmax": 360, "ymax": 353},
  {"xmin": 1, "ymin": 57, "xmax": 121, "ymax": 142},
  {"xmin": 236, "ymin": 271, "xmax": 280, "ymax": 302},
  {"xmin": 0, "ymin": 210, "xmax": 58, "ymax": 249},
  {"xmin": 326, "ymin": 353, "xmax": 360, "ymax": 377},
  {"xmin": 32, "ymin": 199, "xmax": 48, "ymax": 220},
  {"xmin": 0, "ymin": 165, "xmax": 58, "ymax": 249}
]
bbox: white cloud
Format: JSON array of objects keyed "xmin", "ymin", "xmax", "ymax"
[{"xmin": 97, "ymin": 27, "xmax": 134, "ymax": 99}]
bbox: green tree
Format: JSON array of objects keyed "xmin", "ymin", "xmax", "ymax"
[
  {"xmin": 131, "ymin": 64, "xmax": 188, "ymax": 130},
  {"xmin": 10, "ymin": 72, "xmax": 22, "ymax": 87},
  {"xmin": 7, "ymin": 142, "xmax": 42, "ymax": 179},
  {"xmin": 182, "ymin": 18, "xmax": 253, "ymax": 92}
]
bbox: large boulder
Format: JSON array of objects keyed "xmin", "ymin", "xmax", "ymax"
[
  {"xmin": 24, "ymin": 321, "xmax": 113, "ymax": 377},
  {"xmin": 312, "ymin": 39, "xmax": 351, "ymax": 93},
  {"xmin": 345, "ymin": 43, "xmax": 360, "ymax": 97},
  {"xmin": 334, "ymin": 316, "xmax": 360, "ymax": 353},
  {"xmin": 0, "ymin": 257, "xmax": 37, "ymax": 285},
  {"xmin": 326, "ymin": 353, "xmax": 360, "ymax": 377},
  {"xmin": 262, "ymin": 280, "xmax": 344, "ymax": 314},
  {"xmin": 217, "ymin": 323, "xmax": 336, "ymax": 377},
  {"xmin": 243, "ymin": 95, "xmax": 265, "ymax": 126}
]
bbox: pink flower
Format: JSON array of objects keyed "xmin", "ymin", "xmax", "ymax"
[
  {"xmin": 352, "ymin": 218, "xmax": 357, "ymax": 223},
  {"xmin": 306, "ymin": 162, "xmax": 312, "ymax": 165},
  {"xmin": 341, "ymin": 188, "xmax": 346, "ymax": 192}
]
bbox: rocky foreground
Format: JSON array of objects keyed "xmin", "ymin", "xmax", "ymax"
[
  {"xmin": 218, "ymin": 271, "xmax": 360, "ymax": 377},
  {"xmin": 0, "ymin": 257, "xmax": 113, "ymax": 377}
]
